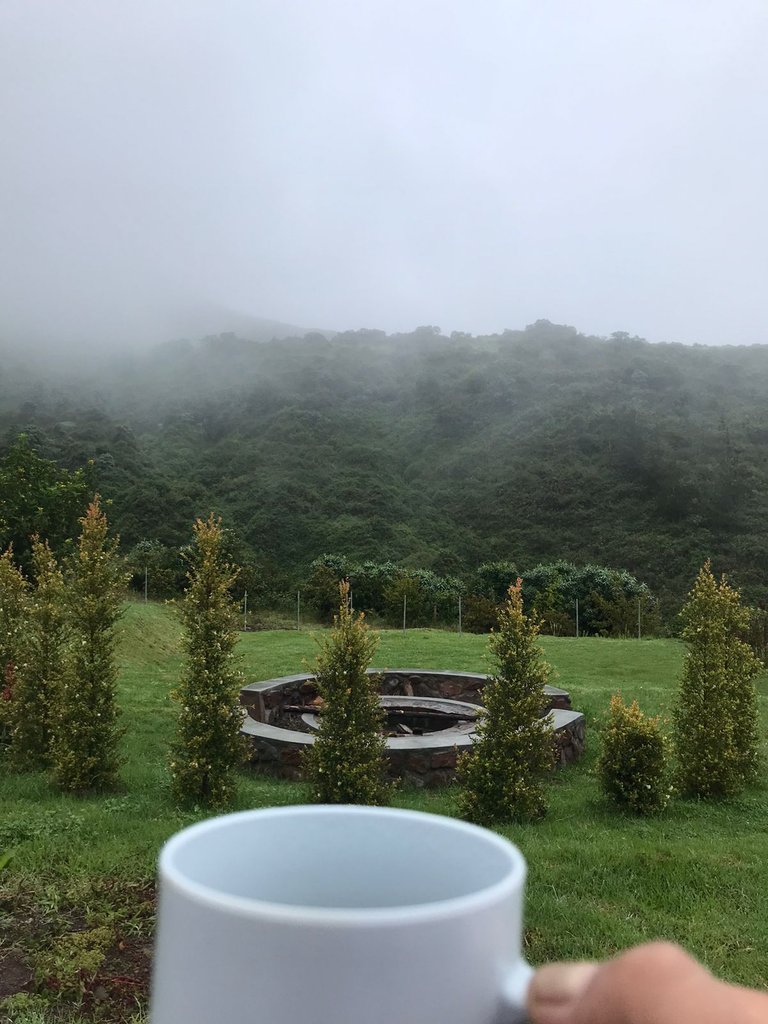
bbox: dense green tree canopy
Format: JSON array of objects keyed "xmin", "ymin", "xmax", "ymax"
[
  {"xmin": 0, "ymin": 434, "xmax": 91, "ymax": 570},
  {"xmin": 2, "ymin": 321, "xmax": 767, "ymax": 611}
]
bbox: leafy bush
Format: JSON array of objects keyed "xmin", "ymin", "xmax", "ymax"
[
  {"xmin": 303, "ymin": 558, "xmax": 465, "ymax": 627},
  {"xmin": 589, "ymin": 588, "xmax": 660, "ymax": 638},
  {"xmin": 531, "ymin": 581, "xmax": 574, "ymax": 636},
  {"xmin": 303, "ymin": 555, "xmax": 349, "ymax": 623},
  {"xmin": 383, "ymin": 568, "xmax": 463, "ymax": 627},
  {"xmin": 522, "ymin": 561, "xmax": 655, "ymax": 636},
  {"xmin": 125, "ymin": 539, "xmax": 185, "ymax": 598},
  {"xmin": 742, "ymin": 604, "xmax": 768, "ymax": 662},
  {"xmin": 301, "ymin": 556, "xmax": 655, "ymax": 633},
  {"xmin": 303, "ymin": 580, "xmax": 390, "ymax": 805},
  {"xmin": 674, "ymin": 561, "xmax": 762, "ymax": 799},
  {"xmin": 343, "ymin": 560, "xmax": 396, "ymax": 615},
  {"xmin": 457, "ymin": 580, "xmax": 554, "ymax": 825},
  {"xmin": 170, "ymin": 515, "xmax": 244, "ymax": 808},
  {"xmin": 598, "ymin": 694, "xmax": 671, "ymax": 814},
  {"xmin": 461, "ymin": 595, "xmax": 499, "ymax": 633},
  {"xmin": 471, "ymin": 562, "xmax": 518, "ymax": 603}
]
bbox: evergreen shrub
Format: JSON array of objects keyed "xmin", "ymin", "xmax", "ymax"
[
  {"xmin": 0, "ymin": 546, "xmax": 28, "ymax": 752},
  {"xmin": 457, "ymin": 580, "xmax": 554, "ymax": 825},
  {"xmin": 598, "ymin": 694, "xmax": 671, "ymax": 815},
  {"xmin": 170, "ymin": 515, "xmax": 244, "ymax": 808},
  {"xmin": 8, "ymin": 537, "xmax": 67, "ymax": 771},
  {"xmin": 303, "ymin": 580, "xmax": 390, "ymax": 805},
  {"xmin": 52, "ymin": 498, "xmax": 127, "ymax": 793},
  {"xmin": 674, "ymin": 561, "xmax": 762, "ymax": 799}
]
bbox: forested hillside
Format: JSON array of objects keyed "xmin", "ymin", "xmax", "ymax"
[{"xmin": 2, "ymin": 320, "xmax": 767, "ymax": 609}]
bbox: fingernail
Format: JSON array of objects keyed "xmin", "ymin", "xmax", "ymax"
[{"xmin": 529, "ymin": 962, "xmax": 599, "ymax": 1007}]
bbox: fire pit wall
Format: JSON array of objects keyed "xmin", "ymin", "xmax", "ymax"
[{"xmin": 241, "ymin": 669, "xmax": 586, "ymax": 788}]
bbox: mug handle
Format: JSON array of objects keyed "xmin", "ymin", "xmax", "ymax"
[{"xmin": 501, "ymin": 960, "xmax": 534, "ymax": 1023}]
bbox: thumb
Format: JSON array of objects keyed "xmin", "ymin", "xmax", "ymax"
[{"xmin": 527, "ymin": 942, "xmax": 768, "ymax": 1024}]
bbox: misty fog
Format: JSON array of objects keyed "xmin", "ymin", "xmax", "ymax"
[{"xmin": 2, "ymin": 0, "xmax": 768, "ymax": 355}]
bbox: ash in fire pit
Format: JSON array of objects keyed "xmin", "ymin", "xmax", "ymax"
[{"xmin": 296, "ymin": 695, "xmax": 481, "ymax": 738}]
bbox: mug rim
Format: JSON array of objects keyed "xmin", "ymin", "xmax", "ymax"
[{"xmin": 159, "ymin": 804, "xmax": 526, "ymax": 927}]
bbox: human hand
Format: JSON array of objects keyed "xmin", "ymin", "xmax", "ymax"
[{"xmin": 527, "ymin": 942, "xmax": 768, "ymax": 1024}]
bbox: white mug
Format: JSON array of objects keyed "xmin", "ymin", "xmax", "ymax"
[{"xmin": 151, "ymin": 805, "xmax": 533, "ymax": 1024}]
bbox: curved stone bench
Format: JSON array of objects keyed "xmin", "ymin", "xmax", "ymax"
[{"xmin": 240, "ymin": 669, "xmax": 585, "ymax": 787}]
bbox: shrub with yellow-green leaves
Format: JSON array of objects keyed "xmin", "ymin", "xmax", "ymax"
[
  {"xmin": 674, "ymin": 561, "xmax": 762, "ymax": 799},
  {"xmin": 8, "ymin": 537, "xmax": 67, "ymax": 771},
  {"xmin": 457, "ymin": 579, "xmax": 554, "ymax": 825},
  {"xmin": 0, "ymin": 545, "xmax": 28, "ymax": 751},
  {"xmin": 170, "ymin": 514, "xmax": 244, "ymax": 808},
  {"xmin": 598, "ymin": 694, "xmax": 671, "ymax": 815},
  {"xmin": 303, "ymin": 580, "xmax": 390, "ymax": 805},
  {"xmin": 52, "ymin": 497, "xmax": 128, "ymax": 793}
]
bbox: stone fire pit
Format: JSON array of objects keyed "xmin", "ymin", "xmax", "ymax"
[{"xmin": 241, "ymin": 669, "xmax": 585, "ymax": 788}]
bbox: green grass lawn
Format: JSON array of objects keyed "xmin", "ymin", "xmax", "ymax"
[{"xmin": 1, "ymin": 601, "xmax": 767, "ymax": 1022}]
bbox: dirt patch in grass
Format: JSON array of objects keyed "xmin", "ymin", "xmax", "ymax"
[
  {"xmin": 0, "ymin": 947, "xmax": 33, "ymax": 998},
  {"xmin": 0, "ymin": 878, "xmax": 156, "ymax": 1022},
  {"xmin": 79, "ymin": 933, "xmax": 153, "ymax": 1019}
]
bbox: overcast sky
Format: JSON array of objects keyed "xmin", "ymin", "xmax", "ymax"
[{"xmin": 2, "ymin": 0, "xmax": 767, "ymax": 349}]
